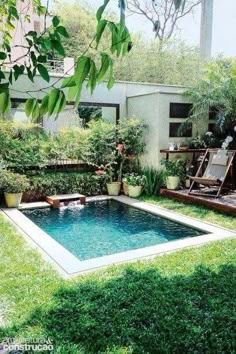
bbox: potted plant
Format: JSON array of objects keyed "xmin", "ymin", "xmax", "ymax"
[
  {"xmin": 0, "ymin": 171, "xmax": 30, "ymax": 207},
  {"xmin": 126, "ymin": 174, "xmax": 146, "ymax": 198},
  {"xmin": 161, "ymin": 159, "xmax": 186, "ymax": 190}
]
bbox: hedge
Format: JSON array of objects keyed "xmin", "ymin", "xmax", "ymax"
[{"xmin": 23, "ymin": 172, "xmax": 108, "ymax": 202}]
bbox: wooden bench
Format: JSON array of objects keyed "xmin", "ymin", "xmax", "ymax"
[{"xmin": 46, "ymin": 194, "xmax": 86, "ymax": 208}]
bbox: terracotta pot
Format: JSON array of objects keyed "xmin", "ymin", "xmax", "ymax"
[{"xmin": 122, "ymin": 181, "xmax": 129, "ymax": 195}]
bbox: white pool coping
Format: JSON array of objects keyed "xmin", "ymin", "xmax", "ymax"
[{"xmin": 2, "ymin": 196, "xmax": 235, "ymax": 278}]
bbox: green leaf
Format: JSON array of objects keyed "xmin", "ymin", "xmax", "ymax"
[
  {"xmin": 0, "ymin": 92, "xmax": 10, "ymax": 115},
  {"xmin": 13, "ymin": 64, "xmax": 24, "ymax": 81},
  {"xmin": 8, "ymin": 70, "xmax": 13, "ymax": 85},
  {"xmin": 30, "ymin": 51, "xmax": 37, "ymax": 66},
  {"xmin": 52, "ymin": 16, "xmax": 60, "ymax": 27},
  {"xmin": 48, "ymin": 88, "xmax": 60, "ymax": 115},
  {"xmin": 40, "ymin": 95, "xmax": 49, "ymax": 116},
  {"xmin": 0, "ymin": 52, "xmax": 7, "ymax": 60},
  {"xmin": 26, "ymin": 67, "xmax": 34, "ymax": 83},
  {"xmin": 96, "ymin": 0, "xmax": 110, "ymax": 21},
  {"xmin": 9, "ymin": 6, "xmax": 19, "ymax": 20},
  {"xmin": 52, "ymin": 40, "xmax": 65, "ymax": 57},
  {"xmin": 25, "ymin": 98, "xmax": 36, "ymax": 117},
  {"xmin": 68, "ymin": 85, "xmax": 78, "ymax": 101},
  {"xmin": 97, "ymin": 53, "xmax": 111, "ymax": 82},
  {"xmin": 61, "ymin": 75, "xmax": 76, "ymax": 88},
  {"xmin": 0, "ymin": 71, "xmax": 5, "ymax": 80},
  {"xmin": 107, "ymin": 61, "xmax": 114, "ymax": 90},
  {"xmin": 37, "ymin": 64, "xmax": 50, "ymax": 82},
  {"xmin": 54, "ymin": 91, "xmax": 66, "ymax": 118},
  {"xmin": 74, "ymin": 86, "xmax": 83, "ymax": 108},
  {"xmin": 56, "ymin": 26, "xmax": 69, "ymax": 38},
  {"xmin": 44, "ymin": 39, "xmax": 52, "ymax": 51},
  {"xmin": 37, "ymin": 55, "xmax": 47, "ymax": 63},
  {"xmin": 74, "ymin": 56, "xmax": 91, "ymax": 86},
  {"xmin": 32, "ymin": 100, "xmax": 40, "ymax": 121},
  {"xmin": 87, "ymin": 60, "xmax": 97, "ymax": 94},
  {"xmin": 96, "ymin": 20, "xmax": 107, "ymax": 47}
]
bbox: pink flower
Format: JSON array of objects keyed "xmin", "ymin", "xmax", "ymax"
[{"xmin": 95, "ymin": 170, "xmax": 106, "ymax": 175}]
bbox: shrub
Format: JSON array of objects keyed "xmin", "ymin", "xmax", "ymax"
[
  {"xmin": 57, "ymin": 127, "xmax": 90, "ymax": 160},
  {"xmin": 118, "ymin": 117, "xmax": 146, "ymax": 156},
  {"xmin": 0, "ymin": 171, "xmax": 30, "ymax": 193},
  {"xmin": 23, "ymin": 172, "xmax": 109, "ymax": 202},
  {"xmin": 126, "ymin": 173, "xmax": 146, "ymax": 187},
  {"xmin": 142, "ymin": 167, "xmax": 164, "ymax": 196},
  {"xmin": 161, "ymin": 159, "xmax": 186, "ymax": 183}
]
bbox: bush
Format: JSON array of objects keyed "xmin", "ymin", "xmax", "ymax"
[
  {"xmin": 23, "ymin": 172, "xmax": 109, "ymax": 202},
  {"xmin": 0, "ymin": 171, "xmax": 30, "ymax": 193},
  {"xmin": 142, "ymin": 167, "xmax": 164, "ymax": 196}
]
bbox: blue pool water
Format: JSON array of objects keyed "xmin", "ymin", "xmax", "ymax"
[{"xmin": 23, "ymin": 200, "xmax": 203, "ymax": 261}]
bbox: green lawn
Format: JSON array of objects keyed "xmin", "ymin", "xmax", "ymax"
[
  {"xmin": 0, "ymin": 199, "xmax": 235, "ymax": 353},
  {"xmin": 139, "ymin": 195, "xmax": 236, "ymax": 231}
]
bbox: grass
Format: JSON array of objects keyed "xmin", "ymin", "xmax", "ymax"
[
  {"xmin": 0, "ymin": 198, "xmax": 236, "ymax": 353},
  {"xmin": 139, "ymin": 195, "xmax": 236, "ymax": 231}
]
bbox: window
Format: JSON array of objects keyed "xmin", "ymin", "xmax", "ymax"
[
  {"xmin": 208, "ymin": 123, "xmax": 215, "ymax": 133},
  {"xmin": 169, "ymin": 103, "xmax": 193, "ymax": 118},
  {"xmin": 169, "ymin": 123, "xmax": 192, "ymax": 138}
]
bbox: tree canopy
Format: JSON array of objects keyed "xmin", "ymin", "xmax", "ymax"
[{"xmin": 0, "ymin": 0, "xmax": 187, "ymax": 120}]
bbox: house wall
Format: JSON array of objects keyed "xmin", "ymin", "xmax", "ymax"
[{"xmin": 127, "ymin": 91, "xmax": 209, "ymax": 167}]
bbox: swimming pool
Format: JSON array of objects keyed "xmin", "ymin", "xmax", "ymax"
[
  {"xmin": 4, "ymin": 196, "xmax": 234, "ymax": 276},
  {"xmin": 22, "ymin": 200, "xmax": 203, "ymax": 261}
]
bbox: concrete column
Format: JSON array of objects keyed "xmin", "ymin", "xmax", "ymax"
[
  {"xmin": 64, "ymin": 57, "xmax": 75, "ymax": 75},
  {"xmin": 200, "ymin": 0, "xmax": 214, "ymax": 61}
]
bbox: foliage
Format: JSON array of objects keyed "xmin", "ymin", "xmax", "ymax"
[
  {"xmin": 125, "ymin": 173, "xmax": 146, "ymax": 186},
  {"xmin": 118, "ymin": 117, "xmax": 146, "ymax": 155},
  {"xmin": 57, "ymin": 127, "xmax": 90, "ymax": 160},
  {"xmin": 23, "ymin": 172, "xmax": 109, "ymax": 202},
  {"xmin": 185, "ymin": 59, "xmax": 236, "ymax": 141},
  {"xmin": 0, "ymin": 0, "xmax": 132, "ymax": 120},
  {"xmin": 78, "ymin": 106, "xmax": 102, "ymax": 127},
  {"xmin": 0, "ymin": 171, "xmax": 29, "ymax": 193},
  {"xmin": 81, "ymin": 120, "xmax": 117, "ymax": 169},
  {"xmin": 55, "ymin": 0, "xmax": 200, "ymax": 86},
  {"xmin": 142, "ymin": 167, "xmax": 164, "ymax": 196},
  {"xmin": 0, "ymin": 211, "xmax": 236, "ymax": 353},
  {"xmin": 161, "ymin": 159, "xmax": 186, "ymax": 181}
]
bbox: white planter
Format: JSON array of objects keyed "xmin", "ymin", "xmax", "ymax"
[
  {"xmin": 166, "ymin": 176, "xmax": 180, "ymax": 190},
  {"xmin": 128, "ymin": 185, "xmax": 143, "ymax": 198},
  {"xmin": 4, "ymin": 192, "xmax": 23, "ymax": 208},
  {"xmin": 107, "ymin": 182, "xmax": 121, "ymax": 196}
]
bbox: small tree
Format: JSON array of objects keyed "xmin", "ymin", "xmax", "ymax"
[{"xmin": 127, "ymin": 0, "xmax": 201, "ymax": 43}]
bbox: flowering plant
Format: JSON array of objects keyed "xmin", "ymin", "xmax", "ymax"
[{"xmin": 222, "ymin": 136, "xmax": 233, "ymax": 150}]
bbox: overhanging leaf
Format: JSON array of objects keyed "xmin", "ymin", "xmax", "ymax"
[
  {"xmin": 96, "ymin": 0, "xmax": 110, "ymax": 21},
  {"xmin": 37, "ymin": 64, "xmax": 50, "ymax": 82},
  {"xmin": 74, "ymin": 56, "xmax": 91, "ymax": 86},
  {"xmin": 48, "ymin": 88, "xmax": 60, "ymax": 115},
  {"xmin": 61, "ymin": 75, "xmax": 76, "ymax": 88},
  {"xmin": 25, "ymin": 98, "xmax": 36, "ymax": 118},
  {"xmin": 52, "ymin": 16, "xmax": 60, "ymax": 27},
  {"xmin": 40, "ymin": 95, "xmax": 49, "ymax": 116},
  {"xmin": 96, "ymin": 20, "xmax": 107, "ymax": 47},
  {"xmin": 56, "ymin": 26, "xmax": 69, "ymax": 38},
  {"xmin": 87, "ymin": 60, "xmax": 97, "ymax": 94},
  {"xmin": 97, "ymin": 53, "xmax": 111, "ymax": 82}
]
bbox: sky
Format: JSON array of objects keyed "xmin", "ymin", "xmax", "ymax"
[{"xmin": 82, "ymin": 0, "xmax": 236, "ymax": 57}]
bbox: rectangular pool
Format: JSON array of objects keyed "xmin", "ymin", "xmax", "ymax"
[{"xmin": 22, "ymin": 200, "xmax": 203, "ymax": 261}]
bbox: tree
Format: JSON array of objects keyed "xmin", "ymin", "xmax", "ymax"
[
  {"xmin": 55, "ymin": 2, "xmax": 199, "ymax": 86},
  {"xmin": 0, "ymin": 0, "xmax": 186, "ymax": 119},
  {"xmin": 126, "ymin": 0, "xmax": 201, "ymax": 42},
  {"xmin": 185, "ymin": 58, "xmax": 236, "ymax": 140}
]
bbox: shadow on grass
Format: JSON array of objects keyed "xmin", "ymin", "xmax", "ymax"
[{"xmin": 2, "ymin": 264, "xmax": 236, "ymax": 353}]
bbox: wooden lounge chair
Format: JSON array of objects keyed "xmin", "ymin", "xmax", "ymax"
[{"xmin": 188, "ymin": 149, "xmax": 235, "ymax": 198}]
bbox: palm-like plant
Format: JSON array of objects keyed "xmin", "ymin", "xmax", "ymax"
[{"xmin": 185, "ymin": 59, "xmax": 236, "ymax": 132}]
